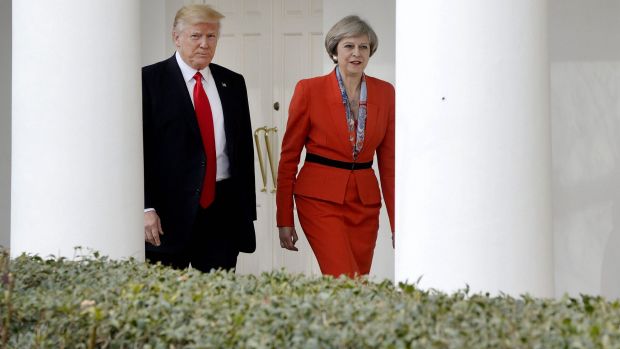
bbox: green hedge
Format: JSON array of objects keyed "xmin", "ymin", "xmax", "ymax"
[{"xmin": 1, "ymin": 250, "xmax": 620, "ymax": 348}]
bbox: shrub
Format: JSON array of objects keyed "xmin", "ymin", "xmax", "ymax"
[{"xmin": 1, "ymin": 249, "xmax": 620, "ymax": 348}]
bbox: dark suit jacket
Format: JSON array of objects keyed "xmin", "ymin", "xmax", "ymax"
[{"xmin": 142, "ymin": 55, "xmax": 256, "ymax": 254}]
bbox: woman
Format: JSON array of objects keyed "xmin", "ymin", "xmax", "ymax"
[{"xmin": 276, "ymin": 15, "xmax": 395, "ymax": 277}]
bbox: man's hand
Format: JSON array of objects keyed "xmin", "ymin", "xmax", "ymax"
[
  {"xmin": 278, "ymin": 226, "xmax": 299, "ymax": 251},
  {"xmin": 144, "ymin": 211, "xmax": 164, "ymax": 246}
]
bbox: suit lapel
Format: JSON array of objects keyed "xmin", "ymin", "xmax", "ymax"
[
  {"xmin": 166, "ymin": 56, "xmax": 202, "ymax": 141},
  {"xmin": 363, "ymin": 77, "xmax": 378, "ymax": 154},
  {"xmin": 327, "ymin": 71, "xmax": 354, "ymax": 157}
]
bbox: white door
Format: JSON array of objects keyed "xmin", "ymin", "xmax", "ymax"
[
  {"xmin": 196, "ymin": 0, "xmax": 329, "ymax": 275},
  {"xmin": 204, "ymin": 0, "xmax": 276, "ymax": 275},
  {"xmin": 268, "ymin": 0, "xmax": 327, "ymax": 275}
]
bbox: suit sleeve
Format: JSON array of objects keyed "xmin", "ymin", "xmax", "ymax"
[
  {"xmin": 142, "ymin": 68, "xmax": 155, "ymax": 210},
  {"xmin": 377, "ymin": 83, "xmax": 395, "ymax": 233},
  {"xmin": 276, "ymin": 80, "xmax": 310, "ymax": 227},
  {"xmin": 238, "ymin": 75, "xmax": 257, "ymax": 221}
]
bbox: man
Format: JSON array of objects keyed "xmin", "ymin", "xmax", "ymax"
[{"xmin": 142, "ymin": 5, "xmax": 256, "ymax": 272}]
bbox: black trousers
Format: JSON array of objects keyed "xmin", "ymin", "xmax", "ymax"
[{"xmin": 146, "ymin": 179, "xmax": 240, "ymax": 273}]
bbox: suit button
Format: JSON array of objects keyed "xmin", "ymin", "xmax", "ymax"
[{"xmin": 201, "ymin": 161, "xmax": 206, "ymax": 167}]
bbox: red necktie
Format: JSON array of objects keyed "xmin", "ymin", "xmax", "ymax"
[{"xmin": 193, "ymin": 72, "xmax": 217, "ymax": 208}]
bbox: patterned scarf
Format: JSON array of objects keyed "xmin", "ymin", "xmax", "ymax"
[{"xmin": 336, "ymin": 66, "xmax": 367, "ymax": 161}]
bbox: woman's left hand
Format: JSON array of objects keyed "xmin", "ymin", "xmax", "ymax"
[{"xmin": 278, "ymin": 226, "xmax": 299, "ymax": 251}]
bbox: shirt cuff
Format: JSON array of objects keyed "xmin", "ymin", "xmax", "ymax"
[{"xmin": 144, "ymin": 208, "xmax": 155, "ymax": 213}]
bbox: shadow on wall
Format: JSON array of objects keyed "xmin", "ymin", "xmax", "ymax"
[
  {"xmin": 551, "ymin": 62, "xmax": 620, "ymax": 298},
  {"xmin": 0, "ymin": 0, "xmax": 11, "ymax": 249},
  {"xmin": 601, "ymin": 199, "xmax": 620, "ymax": 297},
  {"xmin": 602, "ymin": 238, "xmax": 620, "ymax": 297}
]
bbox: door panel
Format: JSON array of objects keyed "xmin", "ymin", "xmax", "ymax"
[{"xmin": 270, "ymin": 0, "xmax": 328, "ymax": 275}]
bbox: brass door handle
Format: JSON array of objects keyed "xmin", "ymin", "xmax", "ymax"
[
  {"xmin": 253, "ymin": 126, "xmax": 268, "ymax": 192},
  {"xmin": 264, "ymin": 127, "xmax": 278, "ymax": 193}
]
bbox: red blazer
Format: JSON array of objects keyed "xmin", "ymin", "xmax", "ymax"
[{"xmin": 276, "ymin": 70, "xmax": 395, "ymax": 232}]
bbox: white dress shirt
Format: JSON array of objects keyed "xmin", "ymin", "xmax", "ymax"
[{"xmin": 175, "ymin": 51, "xmax": 231, "ymax": 181}]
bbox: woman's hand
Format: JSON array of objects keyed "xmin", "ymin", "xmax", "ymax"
[{"xmin": 279, "ymin": 226, "xmax": 299, "ymax": 251}]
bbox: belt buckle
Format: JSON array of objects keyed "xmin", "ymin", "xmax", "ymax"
[{"xmin": 351, "ymin": 162, "xmax": 356, "ymax": 170}]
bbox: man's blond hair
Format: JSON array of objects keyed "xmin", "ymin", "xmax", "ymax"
[{"xmin": 172, "ymin": 4, "xmax": 224, "ymax": 34}]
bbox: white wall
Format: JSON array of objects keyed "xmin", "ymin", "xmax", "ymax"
[
  {"xmin": 324, "ymin": 0, "xmax": 396, "ymax": 282},
  {"xmin": 0, "ymin": 0, "xmax": 11, "ymax": 249},
  {"xmin": 141, "ymin": 0, "xmax": 193, "ymax": 64},
  {"xmin": 550, "ymin": 0, "xmax": 620, "ymax": 298},
  {"xmin": 549, "ymin": 0, "xmax": 620, "ymax": 62}
]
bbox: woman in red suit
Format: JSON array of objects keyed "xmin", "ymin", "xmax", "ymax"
[{"xmin": 276, "ymin": 15, "xmax": 394, "ymax": 277}]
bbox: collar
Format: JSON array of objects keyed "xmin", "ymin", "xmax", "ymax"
[{"xmin": 175, "ymin": 51, "xmax": 212, "ymax": 83}]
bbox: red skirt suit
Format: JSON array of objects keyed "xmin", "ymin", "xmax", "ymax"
[{"xmin": 276, "ymin": 70, "xmax": 395, "ymax": 277}]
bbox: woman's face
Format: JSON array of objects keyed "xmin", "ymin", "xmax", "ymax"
[{"xmin": 335, "ymin": 35, "xmax": 371, "ymax": 77}]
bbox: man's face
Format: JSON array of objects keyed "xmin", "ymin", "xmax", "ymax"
[{"xmin": 174, "ymin": 22, "xmax": 219, "ymax": 70}]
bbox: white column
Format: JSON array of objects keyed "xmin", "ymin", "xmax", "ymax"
[
  {"xmin": 11, "ymin": 1, "xmax": 144, "ymax": 260},
  {"xmin": 395, "ymin": 1, "xmax": 553, "ymax": 296}
]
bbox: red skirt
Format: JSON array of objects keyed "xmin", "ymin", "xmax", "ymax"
[{"xmin": 295, "ymin": 175, "xmax": 381, "ymax": 277}]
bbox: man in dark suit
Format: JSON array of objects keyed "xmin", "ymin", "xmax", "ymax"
[{"xmin": 142, "ymin": 4, "xmax": 256, "ymax": 272}]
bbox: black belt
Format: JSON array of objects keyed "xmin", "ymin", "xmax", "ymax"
[{"xmin": 305, "ymin": 153, "xmax": 372, "ymax": 170}]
